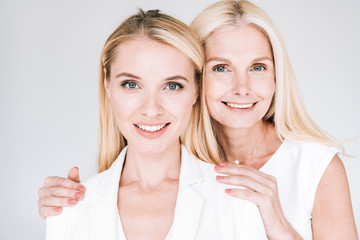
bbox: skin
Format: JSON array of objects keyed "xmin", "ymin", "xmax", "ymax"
[
  {"xmin": 37, "ymin": 167, "xmax": 85, "ymax": 217},
  {"xmin": 103, "ymin": 38, "xmax": 198, "ymax": 239},
  {"xmin": 206, "ymin": 25, "xmax": 357, "ymax": 239},
  {"xmin": 37, "ymin": 23, "xmax": 358, "ymax": 240}
]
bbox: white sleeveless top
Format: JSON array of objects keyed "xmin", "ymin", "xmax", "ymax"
[{"xmin": 260, "ymin": 139, "xmax": 339, "ymax": 239}]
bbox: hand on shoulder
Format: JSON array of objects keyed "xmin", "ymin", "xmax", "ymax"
[{"xmin": 37, "ymin": 167, "xmax": 86, "ymax": 219}]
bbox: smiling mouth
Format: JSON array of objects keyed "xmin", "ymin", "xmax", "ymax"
[
  {"xmin": 134, "ymin": 123, "xmax": 170, "ymax": 132},
  {"xmin": 222, "ymin": 102, "xmax": 255, "ymax": 109}
]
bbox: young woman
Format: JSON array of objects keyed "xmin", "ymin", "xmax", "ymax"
[
  {"xmin": 40, "ymin": 1, "xmax": 358, "ymax": 239},
  {"xmin": 45, "ymin": 9, "xmax": 266, "ymax": 240}
]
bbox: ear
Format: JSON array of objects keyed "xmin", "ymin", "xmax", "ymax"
[
  {"xmin": 192, "ymin": 81, "xmax": 200, "ymax": 105},
  {"xmin": 103, "ymin": 67, "xmax": 111, "ymax": 99},
  {"xmin": 193, "ymin": 88, "xmax": 200, "ymax": 105}
]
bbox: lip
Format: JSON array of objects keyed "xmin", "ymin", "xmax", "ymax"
[
  {"xmin": 221, "ymin": 101, "xmax": 257, "ymax": 111},
  {"xmin": 134, "ymin": 122, "xmax": 171, "ymax": 139}
]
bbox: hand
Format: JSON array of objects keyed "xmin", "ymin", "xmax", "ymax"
[
  {"xmin": 37, "ymin": 167, "xmax": 86, "ymax": 219},
  {"xmin": 215, "ymin": 162, "xmax": 302, "ymax": 240}
]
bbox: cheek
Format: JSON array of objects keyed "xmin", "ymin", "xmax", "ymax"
[
  {"xmin": 204, "ymin": 76, "xmax": 224, "ymax": 101},
  {"xmin": 264, "ymin": 81, "xmax": 276, "ymax": 100},
  {"xmin": 169, "ymin": 94, "xmax": 196, "ymax": 127},
  {"xmin": 177, "ymin": 96, "xmax": 196, "ymax": 116},
  {"xmin": 255, "ymin": 77, "xmax": 275, "ymax": 100},
  {"xmin": 109, "ymin": 93, "xmax": 133, "ymax": 125},
  {"xmin": 204, "ymin": 76, "xmax": 230, "ymax": 116}
]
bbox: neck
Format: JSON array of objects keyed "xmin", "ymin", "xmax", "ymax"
[
  {"xmin": 120, "ymin": 141, "xmax": 181, "ymax": 189},
  {"xmin": 216, "ymin": 120, "xmax": 277, "ymax": 166}
]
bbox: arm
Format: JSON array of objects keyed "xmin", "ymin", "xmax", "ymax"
[
  {"xmin": 312, "ymin": 155, "xmax": 358, "ymax": 239},
  {"xmin": 215, "ymin": 162, "xmax": 302, "ymax": 240},
  {"xmin": 38, "ymin": 167, "xmax": 86, "ymax": 219}
]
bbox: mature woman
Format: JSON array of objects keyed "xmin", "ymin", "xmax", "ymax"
[
  {"xmin": 187, "ymin": 1, "xmax": 357, "ymax": 239},
  {"xmin": 45, "ymin": 8, "xmax": 266, "ymax": 240},
  {"xmin": 40, "ymin": 1, "xmax": 358, "ymax": 239}
]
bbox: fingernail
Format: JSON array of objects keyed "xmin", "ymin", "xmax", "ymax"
[
  {"xmin": 216, "ymin": 176, "xmax": 224, "ymax": 180},
  {"xmin": 77, "ymin": 186, "xmax": 85, "ymax": 192},
  {"xmin": 68, "ymin": 199, "xmax": 77, "ymax": 204},
  {"xmin": 55, "ymin": 207, "xmax": 62, "ymax": 212},
  {"xmin": 219, "ymin": 162, "xmax": 225, "ymax": 166},
  {"xmin": 215, "ymin": 165, "xmax": 223, "ymax": 170},
  {"xmin": 75, "ymin": 192, "xmax": 83, "ymax": 200},
  {"xmin": 225, "ymin": 189, "xmax": 232, "ymax": 193}
]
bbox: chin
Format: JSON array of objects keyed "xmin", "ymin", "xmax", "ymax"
[
  {"xmin": 221, "ymin": 118, "xmax": 259, "ymax": 130},
  {"xmin": 130, "ymin": 139, "xmax": 179, "ymax": 154}
]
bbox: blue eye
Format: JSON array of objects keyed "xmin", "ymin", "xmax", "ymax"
[
  {"xmin": 252, "ymin": 65, "xmax": 266, "ymax": 71},
  {"xmin": 165, "ymin": 82, "xmax": 183, "ymax": 91},
  {"xmin": 121, "ymin": 81, "xmax": 139, "ymax": 89},
  {"xmin": 213, "ymin": 65, "xmax": 228, "ymax": 72}
]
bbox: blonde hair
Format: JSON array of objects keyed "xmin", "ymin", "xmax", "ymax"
[
  {"xmin": 189, "ymin": 0, "xmax": 342, "ymax": 163},
  {"xmin": 98, "ymin": 9, "xmax": 204, "ymax": 172}
]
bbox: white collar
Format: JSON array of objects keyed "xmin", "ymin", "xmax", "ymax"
[{"xmin": 94, "ymin": 144, "xmax": 204, "ymax": 197}]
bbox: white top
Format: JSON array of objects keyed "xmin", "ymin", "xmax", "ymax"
[
  {"xmin": 46, "ymin": 145, "xmax": 267, "ymax": 240},
  {"xmin": 260, "ymin": 140, "xmax": 340, "ymax": 239}
]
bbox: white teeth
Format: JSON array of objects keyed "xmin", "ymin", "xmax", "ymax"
[
  {"xmin": 137, "ymin": 124, "xmax": 167, "ymax": 132},
  {"xmin": 226, "ymin": 102, "xmax": 254, "ymax": 109}
]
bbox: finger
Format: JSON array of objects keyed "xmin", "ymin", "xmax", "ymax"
[
  {"xmin": 67, "ymin": 167, "xmax": 80, "ymax": 183},
  {"xmin": 39, "ymin": 206, "xmax": 63, "ymax": 219},
  {"xmin": 215, "ymin": 164, "xmax": 273, "ymax": 186},
  {"xmin": 38, "ymin": 196, "xmax": 79, "ymax": 208},
  {"xmin": 216, "ymin": 175, "xmax": 269, "ymax": 193},
  {"xmin": 217, "ymin": 162, "xmax": 269, "ymax": 178},
  {"xmin": 225, "ymin": 188, "xmax": 262, "ymax": 206},
  {"xmin": 38, "ymin": 186, "xmax": 84, "ymax": 200},
  {"xmin": 44, "ymin": 176, "xmax": 85, "ymax": 193}
]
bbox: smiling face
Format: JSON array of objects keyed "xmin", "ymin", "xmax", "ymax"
[
  {"xmin": 204, "ymin": 24, "xmax": 275, "ymax": 130},
  {"xmin": 105, "ymin": 38, "xmax": 198, "ymax": 154}
]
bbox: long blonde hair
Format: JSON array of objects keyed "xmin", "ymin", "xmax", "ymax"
[
  {"xmin": 98, "ymin": 9, "xmax": 204, "ymax": 172},
  {"xmin": 189, "ymin": 0, "xmax": 341, "ymax": 164}
]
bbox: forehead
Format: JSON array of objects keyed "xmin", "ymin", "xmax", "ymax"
[
  {"xmin": 205, "ymin": 24, "xmax": 272, "ymax": 59},
  {"xmin": 110, "ymin": 38, "xmax": 194, "ymax": 79}
]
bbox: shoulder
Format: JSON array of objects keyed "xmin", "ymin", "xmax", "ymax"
[
  {"xmin": 277, "ymin": 140, "xmax": 343, "ymax": 213},
  {"xmin": 82, "ymin": 169, "xmax": 111, "ymax": 194},
  {"xmin": 315, "ymin": 154, "xmax": 347, "ymax": 196},
  {"xmin": 288, "ymin": 139, "xmax": 341, "ymax": 175},
  {"xmin": 312, "ymin": 155, "xmax": 357, "ymax": 238},
  {"xmin": 182, "ymin": 150, "xmax": 267, "ymax": 238},
  {"xmin": 46, "ymin": 167, "xmax": 117, "ymax": 238},
  {"xmin": 280, "ymin": 139, "xmax": 341, "ymax": 179},
  {"xmin": 47, "ymin": 171, "xmax": 107, "ymax": 216},
  {"xmin": 276, "ymin": 140, "xmax": 340, "ymax": 175},
  {"xmin": 182, "ymin": 147, "xmax": 250, "ymax": 201},
  {"xmin": 282, "ymin": 139, "xmax": 340, "ymax": 158},
  {"xmin": 45, "ymin": 172, "xmax": 102, "ymax": 239},
  {"xmin": 196, "ymin": 158, "xmax": 218, "ymax": 178}
]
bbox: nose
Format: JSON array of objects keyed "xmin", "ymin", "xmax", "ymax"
[
  {"xmin": 140, "ymin": 91, "xmax": 164, "ymax": 117},
  {"xmin": 232, "ymin": 72, "xmax": 251, "ymax": 96}
]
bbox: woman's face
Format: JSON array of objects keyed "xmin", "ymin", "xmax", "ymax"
[
  {"xmin": 204, "ymin": 24, "xmax": 275, "ymax": 129},
  {"xmin": 105, "ymin": 38, "xmax": 198, "ymax": 153}
]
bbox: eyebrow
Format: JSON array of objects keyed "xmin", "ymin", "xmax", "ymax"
[
  {"xmin": 165, "ymin": 75, "xmax": 188, "ymax": 82},
  {"xmin": 206, "ymin": 57, "xmax": 231, "ymax": 64},
  {"xmin": 115, "ymin": 72, "xmax": 188, "ymax": 82},
  {"xmin": 206, "ymin": 56, "xmax": 273, "ymax": 64},
  {"xmin": 115, "ymin": 72, "xmax": 141, "ymax": 79},
  {"xmin": 252, "ymin": 56, "xmax": 273, "ymax": 62}
]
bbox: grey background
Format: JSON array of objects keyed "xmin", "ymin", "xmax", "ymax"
[{"xmin": 0, "ymin": 0, "xmax": 359, "ymax": 239}]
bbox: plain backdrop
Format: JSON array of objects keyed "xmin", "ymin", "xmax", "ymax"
[{"xmin": 0, "ymin": 0, "xmax": 359, "ymax": 239}]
